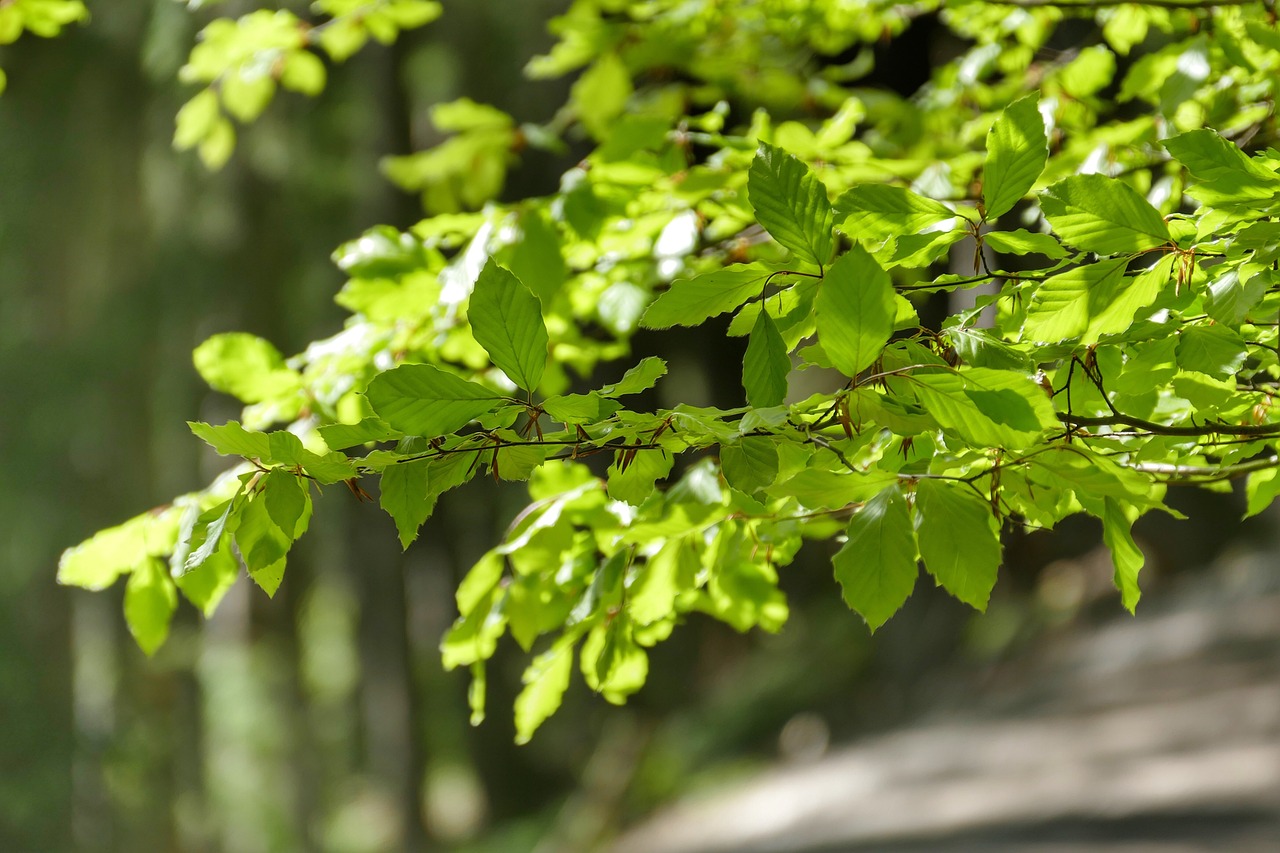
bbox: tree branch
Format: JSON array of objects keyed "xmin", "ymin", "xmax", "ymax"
[
  {"xmin": 979, "ymin": 0, "xmax": 1258, "ymax": 9},
  {"xmin": 1057, "ymin": 411, "xmax": 1280, "ymax": 437}
]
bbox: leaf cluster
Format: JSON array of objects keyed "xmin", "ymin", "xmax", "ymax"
[{"xmin": 54, "ymin": 0, "xmax": 1280, "ymax": 740}]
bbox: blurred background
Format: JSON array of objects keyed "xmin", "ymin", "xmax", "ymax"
[{"xmin": 2, "ymin": 2, "xmax": 1278, "ymax": 852}]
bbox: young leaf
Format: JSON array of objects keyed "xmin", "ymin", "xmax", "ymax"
[
  {"xmin": 628, "ymin": 540, "xmax": 697, "ymax": 626},
  {"xmin": 916, "ymin": 479, "xmax": 1000, "ymax": 611},
  {"xmin": 836, "ymin": 184, "xmax": 956, "ymax": 243},
  {"xmin": 833, "ymin": 486, "xmax": 918, "ymax": 632},
  {"xmin": 983, "ymin": 229, "xmax": 1066, "ymax": 259},
  {"xmin": 182, "ymin": 494, "xmax": 243, "ymax": 576},
  {"xmin": 1102, "ymin": 497, "xmax": 1144, "ymax": 613},
  {"xmin": 380, "ymin": 459, "xmax": 433, "ymax": 549},
  {"xmin": 720, "ymin": 436, "xmax": 780, "ymax": 495},
  {"xmin": 193, "ymin": 332, "xmax": 301, "ymax": 404},
  {"xmin": 982, "ymin": 94, "xmax": 1048, "ymax": 219},
  {"xmin": 748, "ymin": 142, "xmax": 834, "ymax": 266},
  {"xmin": 742, "ymin": 309, "xmax": 789, "ymax": 407},
  {"xmin": 58, "ymin": 513, "xmax": 156, "ymax": 591},
  {"xmin": 1041, "ymin": 174, "xmax": 1171, "ymax": 255},
  {"xmin": 640, "ymin": 265, "xmax": 771, "ymax": 330},
  {"xmin": 469, "ymin": 260, "xmax": 549, "ymax": 391},
  {"xmin": 913, "ymin": 368, "xmax": 1058, "ymax": 449},
  {"xmin": 318, "ymin": 417, "xmax": 400, "ymax": 451},
  {"xmin": 599, "ymin": 356, "xmax": 668, "ymax": 397},
  {"xmin": 1023, "ymin": 257, "xmax": 1138, "ymax": 343},
  {"xmin": 1162, "ymin": 129, "xmax": 1280, "ymax": 206},
  {"xmin": 124, "ymin": 558, "xmax": 178, "ymax": 656},
  {"xmin": 514, "ymin": 635, "xmax": 575, "ymax": 744},
  {"xmin": 1177, "ymin": 324, "xmax": 1247, "ymax": 379},
  {"xmin": 543, "ymin": 392, "xmax": 621, "ymax": 424},
  {"xmin": 174, "ymin": 539, "xmax": 239, "ymax": 618},
  {"xmin": 815, "ymin": 246, "xmax": 895, "ymax": 378},
  {"xmin": 365, "ymin": 363, "xmax": 504, "ymax": 438},
  {"xmin": 263, "ymin": 471, "xmax": 310, "ymax": 539},
  {"xmin": 607, "ymin": 449, "xmax": 673, "ymax": 505},
  {"xmin": 189, "ymin": 420, "xmax": 271, "ymax": 460},
  {"xmin": 441, "ymin": 586, "xmax": 506, "ymax": 670}
]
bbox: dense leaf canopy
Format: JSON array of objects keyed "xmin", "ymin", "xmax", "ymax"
[{"xmin": 47, "ymin": 0, "xmax": 1280, "ymax": 740}]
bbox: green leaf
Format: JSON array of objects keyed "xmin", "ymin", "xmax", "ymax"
[
  {"xmin": 124, "ymin": 558, "xmax": 177, "ymax": 656},
  {"xmin": 815, "ymin": 246, "xmax": 895, "ymax": 378},
  {"xmin": 468, "ymin": 662, "xmax": 487, "ymax": 726},
  {"xmin": 513, "ymin": 635, "xmax": 575, "ymax": 744},
  {"xmin": 582, "ymin": 619, "xmax": 648, "ymax": 703},
  {"xmin": 59, "ymin": 512, "xmax": 165, "ymax": 591},
  {"xmin": 432, "ymin": 97, "xmax": 513, "ymax": 133},
  {"xmin": 599, "ymin": 356, "xmax": 668, "ymax": 397},
  {"xmin": 640, "ymin": 265, "xmax": 771, "ymax": 330},
  {"xmin": 233, "ymin": 479, "xmax": 311, "ymax": 597},
  {"xmin": 380, "ymin": 459, "xmax": 433, "ymax": 549},
  {"xmin": 264, "ymin": 471, "xmax": 310, "ymax": 539},
  {"xmin": 469, "ymin": 260, "xmax": 549, "ymax": 391},
  {"xmin": 542, "ymin": 392, "xmax": 621, "ymax": 424},
  {"xmin": 365, "ymin": 363, "xmax": 504, "ymax": 437},
  {"xmin": 1041, "ymin": 174, "xmax": 1171, "ymax": 255},
  {"xmin": 318, "ymin": 417, "xmax": 400, "ymax": 451},
  {"xmin": 913, "ymin": 367, "xmax": 1058, "ymax": 449},
  {"xmin": 983, "ymin": 94, "xmax": 1048, "ymax": 219},
  {"xmin": 441, "ymin": 587, "xmax": 506, "ymax": 670},
  {"xmin": 1163, "ymin": 129, "xmax": 1280, "ymax": 206},
  {"xmin": 748, "ymin": 142, "xmax": 834, "ymax": 266},
  {"xmin": 174, "ymin": 538, "xmax": 239, "ymax": 618},
  {"xmin": 193, "ymin": 332, "xmax": 301, "ymax": 404},
  {"xmin": 182, "ymin": 497, "xmax": 239, "ymax": 576},
  {"xmin": 1102, "ymin": 497, "xmax": 1144, "ymax": 613},
  {"xmin": 457, "ymin": 550, "xmax": 504, "ymax": 616},
  {"xmin": 833, "ymin": 486, "xmax": 918, "ymax": 632},
  {"xmin": 742, "ymin": 310, "xmax": 789, "ymax": 407},
  {"xmin": 1058, "ymin": 44, "xmax": 1117, "ymax": 97},
  {"xmin": 571, "ymin": 53, "xmax": 632, "ymax": 141},
  {"xmin": 174, "ymin": 89, "xmax": 220, "ymax": 150},
  {"xmin": 1206, "ymin": 268, "xmax": 1271, "ymax": 326},
  {"xmin": 1177, "ymin": 324, "xmax": 1247, "ymax": 379},
  {"xmin": 607, "ymin": 449, "xmax": 674, "ymax": 505},
  {"xmin": 720, "ymin": 436, "xmax": 779, "ymax": 495},
  {"xmin": 835, "ymin": 184, "xmax": 956, "ymax": 243},
  {"xmin": 189, "ymin": 420, "xmax": 271, "ymax": 460},
  {"xmin": 983, "ymin": 229, "xmax": 1066, "ymax": 259},
  {"xmin": 1024, "ymin": 256, "xmax": 1168, "ymax": 344},
  {"xmin": 629, "ymin": 540, "xmax": 697, "ymax": 626},
  {"xmin": 1245, "ymin": 467, "xmax": 1280, "ymax": 518},
  {"xmin": 774, "ymin": 467, "xmax": 898, "ymax": 509},
  {"xmin": 279, "ymin": 50, "xmax": 326, "ymax": 95},
  {"xmin": 916, "ymin": 480, "xmax": 1000, "ymax": 611}
]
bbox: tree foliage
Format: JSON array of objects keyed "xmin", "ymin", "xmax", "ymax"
[{"xmin": 45, "ymin": 0, "xmax": 1280, "ymax": 740}]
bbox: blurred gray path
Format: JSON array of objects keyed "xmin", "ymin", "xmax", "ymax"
[{"xmin": 612, "ymin": 552, "xmax": 1280, "ymax": 852}]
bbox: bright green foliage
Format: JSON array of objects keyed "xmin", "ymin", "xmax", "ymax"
[
  {"xmin": 173, "ymin": 2, "xmax": 441, "ymax": 168},
  {"xmin": 833, "ymin": 486, "xmax": 917, "ymax": 633},
  {"xmin": 982, "ymin": 94, "xmax": 1048, "ymax": 220},
  {"xmin": 0, "ymin": 0, "xmax": 86, "ymax": 90},
  {"xmin": 56, "ymin": 0, "xmax": 1280, "ymax": 737},
  {"xmin": 748, "ymin": 143, "xmax": 834, "ymax": 267},
  {"xmin": 468, "ymin": 261, "xmax": 549, "ymax": 392},
  {"xmin": 815, "ymin": 247, "xmax": 896, "ymax": 378}
]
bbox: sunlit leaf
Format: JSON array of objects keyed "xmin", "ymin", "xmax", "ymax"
[
  {"xmin": 748, "ymin": 142, "xmax": 834, "ymax": 266},
  {"xmin": 833, "ymin": 486, "xmax": 917, "ymax": 632}
]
